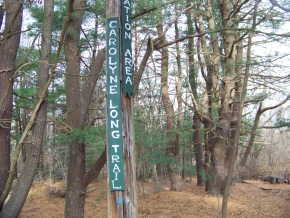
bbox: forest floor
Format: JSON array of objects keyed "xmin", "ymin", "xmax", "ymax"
[{"xmin": 19, "ymin": 177, "xmax": 290, "ymax": 218}]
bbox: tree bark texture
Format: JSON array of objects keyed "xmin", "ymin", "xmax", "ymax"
[
  {"xmin": 64, "ymin": 0, "xmax": 87, "ymax": 217},
  {"xmin": 0, "ymin": 1, "xmax": 53, "ymax": 217},
  {"xmin": 122, "ymin": 97, "xmax": 138, "ymax": 217},
  {"xmin": 0, "ymin": 0, "xmax": 23, "ymax": 211}
]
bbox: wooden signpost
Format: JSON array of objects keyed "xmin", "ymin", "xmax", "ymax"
[{"xmin": 106, "ymin": 0, "xmax": 137, "ymax": 217}]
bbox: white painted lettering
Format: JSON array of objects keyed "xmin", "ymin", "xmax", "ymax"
[
  {"xmin": 110, "ymin": 109, "xmax": 118, "ymax": 118},
  {"xmin": 107, "ymin": 18, "xmax": 124, "ymax": 190},
  {"xmin": 124, "ymin": 49, "xmax": 132, "ymax": 57},
  {"xmin": 125, "ymin": 57, "xmax": 132, "ymax": 66},
  {"xmin": 113, "ymin": 163, "xmax": 121, "ymax": 172},
  {"xmin": 109, "ymin": 20, "xmax": 117, "ymax": 28},
  {"xmin": 109, "ymin": 37, "xmax": 116, "ymax": 46},
  {"xmin": 109, "ymin": 85, "xmax": 118, "ymax": 94},
  {"xmin": 124, "ymin": 0, "xmax": 130, "ymax": 6},
  {"xmin": 125, "ymin": 23, "xmax": 131, "ymax": 31},
  {"xmin": 109, "ymin": 58, "xmax": 117, "ymax": 66},
  {"xmin": 112, "ymin": 144, "xmax": 120, "ymax": 152},
  {"xmin": 112, "ymin": 180, "xmax": 121, "ymax": 189},
  {"xmin": 125, "ymin": 31, "xmax": 131, "ymax": 39},
  {"xmin": 124, "ymin": 5, "xmax": 130, "ymax": 13},
  {"xmin": 110, "ymin": 119, "xmax": 119, "ymax": 128},
  {"xmin": 111, "ymin": 155, "xmax": 120, "ymax": 163},
  {"xmin": 109, "ymin": 75, "xmax": 118, "ymax": 84},
  {"xmin": 109, "ymin": 29, "xmax": 117, "ymax": 37},
  {"xmin": 125, "ymin": 76, "xmax": 133, "ymax": 85},
  {"xmin": 125, "ymin": 66, "xmax": 132, "ymax": 75},
  {"xmin": 112, "ymin": 130, "xmax": 120, "ymax": 138},
  {"xmin": 114, "ymin": 171, "xmax": 119, "ymax": 180},
  {"xmin": 109, "ymin": 65, "xmax": 117, "ymax": 74},
  {"xmin": 109, "ymin": 100, "xmax": 117, "ymax": 108},
  {"xmin": 108, "ymin": 47, "xmax": 117, "ymax": 55}
]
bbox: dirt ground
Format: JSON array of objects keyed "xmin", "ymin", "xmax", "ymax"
[{"xmin": 19, "ymin": 178, "xmax": 290, "ymax": 218}]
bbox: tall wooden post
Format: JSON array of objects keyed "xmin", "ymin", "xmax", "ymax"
[{"xmin": 106, "ymin": 0, "xmax": 137, "ymax": 217}]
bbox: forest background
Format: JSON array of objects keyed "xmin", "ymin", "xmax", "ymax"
[{"xmin": 0, "ymin": 0, "xmax": 290, "ymax": 217}]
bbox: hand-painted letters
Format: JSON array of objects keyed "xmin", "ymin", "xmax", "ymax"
[{"xmin": 106, "ymin": 17, "xmax": 124, "ymax": 191}]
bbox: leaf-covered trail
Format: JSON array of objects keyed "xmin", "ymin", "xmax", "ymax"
[{"xmin": 19, "ymin": 178, "xmax": 290, "ymax": 217}]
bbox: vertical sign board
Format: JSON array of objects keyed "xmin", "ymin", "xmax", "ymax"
[
  {"xmin": 122, "ymin": 0, "xmax": 134, "ymax": 96},
  {"xmin": 106, "ymin": 17, "xmax": 125, "ymax": 191}
]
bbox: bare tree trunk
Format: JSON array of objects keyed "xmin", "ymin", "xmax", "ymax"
[
  {"xmin": 0, "ymin": 1, "xmax": 53, "ymax": 217},
  {"xmin": 203, "ymin": 119, "xmax": 214, "ymax": 191},
  {"xmin": 152, "ymin": 164, "xmax": 160, "ymax": 192},
  {"xmin": 62, "ymin": 0, "xmax": 109, "ymax": 215},
  {"xmin": 174, "ymin": 3, "xmax": 183, "ymax": 184},
  {"xmin": 0, "ymin": 0, "xmax": 23, "ymax": 211},
  {"xmin": 157, "ymin": 8, "xmax": 182, "ymax": 192},
  {"xmin": 64, "ymin": 1, "xmax": 87, "ymax": 217},
  {"xmin": 186, "ymin": 0, "xmax": 205, "ymax": 186},
  {"xmin": 193, "ymin": 114, "xmax": 205, "ymax": 186}
]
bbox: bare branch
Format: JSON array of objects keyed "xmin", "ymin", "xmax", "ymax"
[
  {"xmin": 269, "ymin": 0, "xmax": 290, "ymax": 12},
  {"xmin": 132, "ymin": 0, "xmax": 178, "ymax": 20},
  {"xmin": 186, "ymin": 80, "xmax": 212, "ymax": 124},
  {"xmin": 260, "ymin": 95, "xmax": 290, "ymax": 113},
  {"xmin": 153, "ymin": 3, "xmax": 193, "ymax": 45}
]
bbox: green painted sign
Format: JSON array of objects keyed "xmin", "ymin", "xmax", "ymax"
[
  {"xmin": 122, "ymin": 0, "xmax": 134, "ymax": 96},
  {"xmin": 106, "ymin": 17, "xmax": 125, "ymax": 191}
]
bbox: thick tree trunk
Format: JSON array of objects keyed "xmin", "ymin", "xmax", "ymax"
[
  {"xmin": 0, "ymin": 0, "xmax": 23, "ymax": 211},
  {"xmin": 0, "ymin": 1, "xmax": 53, "ymax": 217},
  {"xmin": 207, "ymin": 90, "xmax": 233, "ymax": 195},
  {"xmin": 65, "ymin": 140, "xmax": 86, "ymax": 218},
  {"xmin": 207, "ymin": 0, "xmax": 237, "ymax": 195},
  {"xmin": 63, "ymin": 0, "xmax": 107, "ymax": 216},
  {"xmin": 194, "ymin": 0, "xmax": 237, "ymax": 195},
  {"xmin": 64, "ymin": 1, "xmax": 87, "ymax": 217}
]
